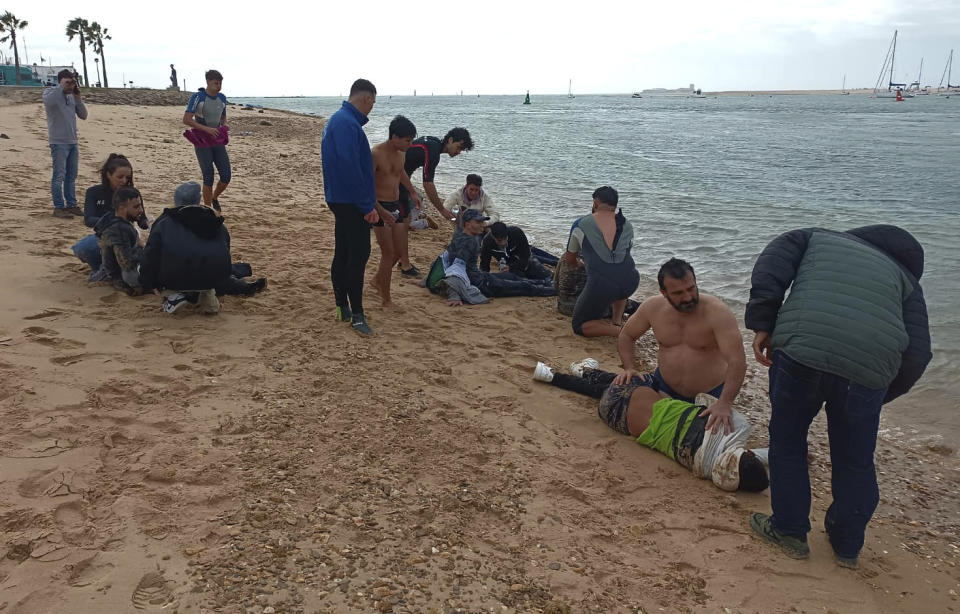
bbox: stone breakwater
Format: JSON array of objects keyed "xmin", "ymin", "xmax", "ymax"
[{"xmin": 0, "ymin": 86, "xmax": 191, "ymax": 106}]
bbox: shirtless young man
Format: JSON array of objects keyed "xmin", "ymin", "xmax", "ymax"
[
  {"xmin": 614, "ymin": 258, "xmax": 747, "ymax": 433},
  {"xmin": 369, "ymin": 115, "xmax": 419, "ymax": 307}
]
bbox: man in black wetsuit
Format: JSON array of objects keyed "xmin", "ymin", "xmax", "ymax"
[
  {"xmin": 480, "ymin": 222, "xmax": 552, "ymax": 280},
  {"xmin": 397, "ymin": 127, "xmax": 474, "ymax": 277}
]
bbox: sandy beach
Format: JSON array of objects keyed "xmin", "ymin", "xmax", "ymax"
[{"xmin": 0, "ymin": 91, "xmax": 958, "ymax": 613}]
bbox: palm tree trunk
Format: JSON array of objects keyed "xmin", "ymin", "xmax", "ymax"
[
  {"xmin": 12, "ymin": 32, "xmax": 21, "ymax": 85},
  {"xmin": 79, "ymin": 39, "xmax": 89, "ymax": 87},
  {"xmin": 100, "ymin": 48, "xmax": 108, "ymax": 88}
]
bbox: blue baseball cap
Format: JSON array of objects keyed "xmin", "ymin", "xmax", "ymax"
[{"xmin": 462, "ymin": 209, "xmax": 490, "ymax": 223}]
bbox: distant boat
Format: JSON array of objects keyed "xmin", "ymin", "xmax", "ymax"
[
  {"xmin": 937, "ymin": 49, "xmax": 958, "ymax": 96},
  {"xmin": 872, "ymin": 30, "xmax": 915, "ymax": 99},
  {"xmin": 909, "ymin": 58, "xmax": 929, "ymax": 94},
  {"xmin": 631, "ymin": 93, "xmax": 642, "ymax": 98},
  {"xmin": 568, "ymin": 79, "xmax": 575, "ymax": 99},
  {"xmin": 523, "ymin": 91, "xmax": 531, "ymax": 105},
  {"xmin": 840, "ymin": 74, "xmax": 850, "ymax": 95}
]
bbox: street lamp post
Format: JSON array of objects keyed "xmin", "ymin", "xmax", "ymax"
[{"xmin": 94, "ymin": 58, "xmax": 101, "ymax": 87}]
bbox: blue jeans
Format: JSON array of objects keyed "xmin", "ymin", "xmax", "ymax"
[
  {"xmin": 72, "ymin": 233, "xmax": 101, "ymax": 270},
  {"xmin": 651, "ymin": 367, "xmax": 723, "ymax": 403},
  {"xmin": 50, "ymin": 143, "xmax": 79, "ymax": 209},
  {"xmin": 194, "ymin": 145, "xmax": 231, "ymax": 187},
  {"xmin": 767, "ymin": 351, "xmax": 885, "ymax": 559}
]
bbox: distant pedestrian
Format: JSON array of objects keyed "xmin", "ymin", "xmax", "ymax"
[
  {"xmin": 43, "ymin": 69, "xmax": 88, "ymax": 218},
  {"xmin": 183, "ymin": 69, "xmax": 230, "ymax": 212}
]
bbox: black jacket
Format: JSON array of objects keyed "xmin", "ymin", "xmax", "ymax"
[
  {"xmin": 94, "ymin": 211, "xmax": 143, "ymax": 280},
  {"xmin": 84, "ymin": 184, "xmax": 149, "ymax": 229},
  {"xmin": 745, "ymin": 224, "xmax": 931, "ymax": 404},
  {"xmin": 480, "ymin": 226, "xmax": 531, "ymax": 272},
  {"xmin": 139, "ymin": 206, "xmax": 231, "ymax": 291}
]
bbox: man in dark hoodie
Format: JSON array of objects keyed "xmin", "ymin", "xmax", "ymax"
[
  {"xmin": 93, "ymin": 186, "xmax": 146, "ymax": 293},
  {"xmin": 139, "ymin": 182, "xmax": 232, "ymax": 315},
  {"xmin": 745, "ymin": 225, "xmax": 931, "ymax": 569}
]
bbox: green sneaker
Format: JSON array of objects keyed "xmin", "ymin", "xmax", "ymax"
[
  {"xmin": 335, "ymin": 305, "xmax": 352, "ymax": 322},
  {"xmin": 749, "ymin": 513, "xmax": 810, "ymax": 559}
]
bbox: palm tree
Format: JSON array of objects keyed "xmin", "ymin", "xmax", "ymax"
[
  {"xmin": 65, "ymin": 17, "xmax": 91, "ymax": 87},
  {"xmin": 0, "ymin": 12, "xmax": 28, "ymax": 86},
  {"xmin": 87, "ymin": 22, "xmax": 111, "ymax": 88}
]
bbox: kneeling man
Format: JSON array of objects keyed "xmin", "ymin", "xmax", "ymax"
[{"xmin": 617, "ymin": 258, "xmax": 746, "ymax": 433}]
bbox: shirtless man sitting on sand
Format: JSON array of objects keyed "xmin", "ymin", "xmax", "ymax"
[
  {"xmin": 615, "ymin": 258, "xmax": 746, "ymax": 434},
  {"xmin": 370, "ymin": 115, "xmax": 420, "ymax": 308}
]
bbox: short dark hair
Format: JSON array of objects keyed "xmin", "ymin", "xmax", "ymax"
[
  {"xmin": 205, "ymin": 69, "xmax": 223, "ymax": 81},
  {"xmin": 738, "ymin": 450, "xmax": 770, "ymax": 492},
  {"xmin": 592, "ymin": 186, "xmax": 618, "ymax": 207},
  {"xmin": 113, "ymin": 186, "xmax": 142, "ymax": 209},
  {"xmin": 657, "ymin": 258, "xmax": 695, "ymax": 290},
  {"xmin": 466, "ymin": 173, "xmax": 483, "ymax": 187},
  {"xmin": 489, "ymin": 221, "xmax": 508, "ymax": 239},
  {"xmin": 443, "ymin": 127, "xmax": 474, "ymax": 151},
  {"xmin": 350, "ymin": 79, "xmax": 377, "ymax": 97},
  {"xmin": 58, "ymin": 69, "xmax": 74, "ymax": 82},
  {"xmin": 389, "ymin": 115, "xmax": 416, "ymax": 139}
]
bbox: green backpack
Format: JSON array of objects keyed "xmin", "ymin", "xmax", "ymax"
[{"xmin": 425, "ymin": 256, "xmax": 446, "ymax": 293}]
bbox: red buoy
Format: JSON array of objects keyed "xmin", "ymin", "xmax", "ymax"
[{"xmin": 896, "ymin": 89, "xmax": 903, "ymax": 101}]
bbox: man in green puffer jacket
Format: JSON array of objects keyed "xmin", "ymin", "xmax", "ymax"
[{"xmin": 744, "ymin": 225, "xmax": 931, "ymax": 569}]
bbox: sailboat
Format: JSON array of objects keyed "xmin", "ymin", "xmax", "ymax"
[
  {"xmin": 840, "ymin": 74, "xmax": 850, "ymax": 95},
  {"xmin": 909, "ymin": 58, "xmax": 929, "ymax": 94},
  {"xmin": 568, "ymin": 79, "xmax": 575, "ymax": 99},
  {"xmin": 872, "ymin": 30, "xmax": 914, "ymax": 99},
  {"xmin": 937, "ymin": 50, "xmax": 958, "ymax": 97}
]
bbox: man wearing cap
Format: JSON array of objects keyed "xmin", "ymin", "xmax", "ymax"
[
  {"xmin": 531, "ymin": 360, "xmax": 770, "ymax": 493},
  {"xmin": 480, "ymin": 222, "xmax": 552, "ymax": 281},
  {"xmin": 140, "ymin": 181, "xmax": 232, "ymax": 315},
  {"xmin": 440, "ymin": 210, "xmax": 555, "ymax": 306}
]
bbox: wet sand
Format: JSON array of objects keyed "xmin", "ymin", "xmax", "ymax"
[{"xmin": 0, "ymin": 93, "xmax": 958, "ymax": 613}]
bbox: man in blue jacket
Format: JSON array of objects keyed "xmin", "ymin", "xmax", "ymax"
[
  {"xmin": 321, "ymin": 79, "xmax": 380, "ymax": 335},
  {"xmin": 745, "ymin": 225, "xmax": 931, "ymax": 569}
]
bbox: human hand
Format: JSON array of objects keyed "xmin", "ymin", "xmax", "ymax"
[
  {"xmin": 500, "ymin": 265, "xmax": 510, "ymax": 272},
  {"xmin": 614, "ymin": 368, "xmax": 640, "ymax": 385},
  {"xmin": 752, "ymin": 331, "xmax": 773, "ymax": 367},
  {"xmin": 153, "ymin": 288, "xmax": 161, "ymax": 296},
  {"xmin": 447, "ymin": 299, "xmax": 463, "ymax": 307},
  {"xmin": 441, "ymin": 207, "xmax": 456, "ymax": 221},
  {"xmin": 363, "ymin": 209, "xmax": 380, "ymax": 224},
  {"xmin": 206, "ymin": 126, "xmax": 221, "ymax": 137},
  {"xmin": 699, "ymin": 400, "xmax": 733, "ymax": 434}
]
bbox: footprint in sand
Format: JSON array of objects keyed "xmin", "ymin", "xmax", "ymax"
[
  {"xmin": 67, "ymin": 553, "xmax": 115, "ymax": 587},
  {"xmin": 18, "ymin": 467, "xmax": 86, "ymax": 497},
  {"xmin": 131, "ymin": 571, "xmax": 178, "ymax": 610},
  {"xmin": 23, "ymin": 308, "xmax": 65, "ymax": 321},
  {"xmin": 49, "ymin": 353, "xmax": 97, "ymax": 366},
  {"xmin": 22, "ymin": 326, "xmax": 86, "ymax": 350}
]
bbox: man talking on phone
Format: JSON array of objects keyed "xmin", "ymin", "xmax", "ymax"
[{"xmin": 43, "ymin": 69, "xmax": 88, "ymax": 218}]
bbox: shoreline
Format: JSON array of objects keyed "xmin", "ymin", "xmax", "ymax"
[{"xmin": 1, "ymin": 92, "xmax": 958, "ymax": 612}]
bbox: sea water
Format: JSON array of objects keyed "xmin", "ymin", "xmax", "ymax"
[{"xmin": 236, "ymin": 93, "xmax": 960, "ymax": 445}]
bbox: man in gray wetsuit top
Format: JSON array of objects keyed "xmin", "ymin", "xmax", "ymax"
[{"xmin": 564, "ymin": 186, "xmax": 640, "ymax": 337}]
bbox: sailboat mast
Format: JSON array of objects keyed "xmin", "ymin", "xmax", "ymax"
[
  {"xmin": 889, "ymin": 30, "xmax": 897, "ymax": 88},
  {"xmin": 950, "ymin": 50, "xmax": 955, "ymax": 88}
]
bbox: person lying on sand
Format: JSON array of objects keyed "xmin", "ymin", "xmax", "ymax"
[
  {"xmin": 534, "ymin": 359, "xmax": 769, "ymax": 492},
  {"xmin": 429, "ymin": 210, "xmax": 554, "ymax": 306}
]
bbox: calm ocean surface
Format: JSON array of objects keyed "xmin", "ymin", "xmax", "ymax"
[{"xmin": 236, "ymin": 93, "xmax": 960, "ymax": 445}]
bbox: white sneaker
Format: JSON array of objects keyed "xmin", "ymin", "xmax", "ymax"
[
  {"xmin": 569, "ymin": 357, "xmax": 599, "ymax": 377},
  {"xmin": 533, "ymin": 362, "xmax": 555, "ymax": 383},
  {"xmin": 162, "ymin": 292, "xmax": 190, "ymax": 314}
]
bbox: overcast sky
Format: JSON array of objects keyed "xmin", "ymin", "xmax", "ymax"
[{"xmin": 3, "ymin": 0, "xmax": 959, "ymax": 96}]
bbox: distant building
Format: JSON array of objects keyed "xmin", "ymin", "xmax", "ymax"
[
  {"xmin": 641, "ymin": 83, "xmax": 700, "ymax": 95},
  {"xmin": 0, "ymin": 63, "xmax": 44, "ymax": 86}
]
